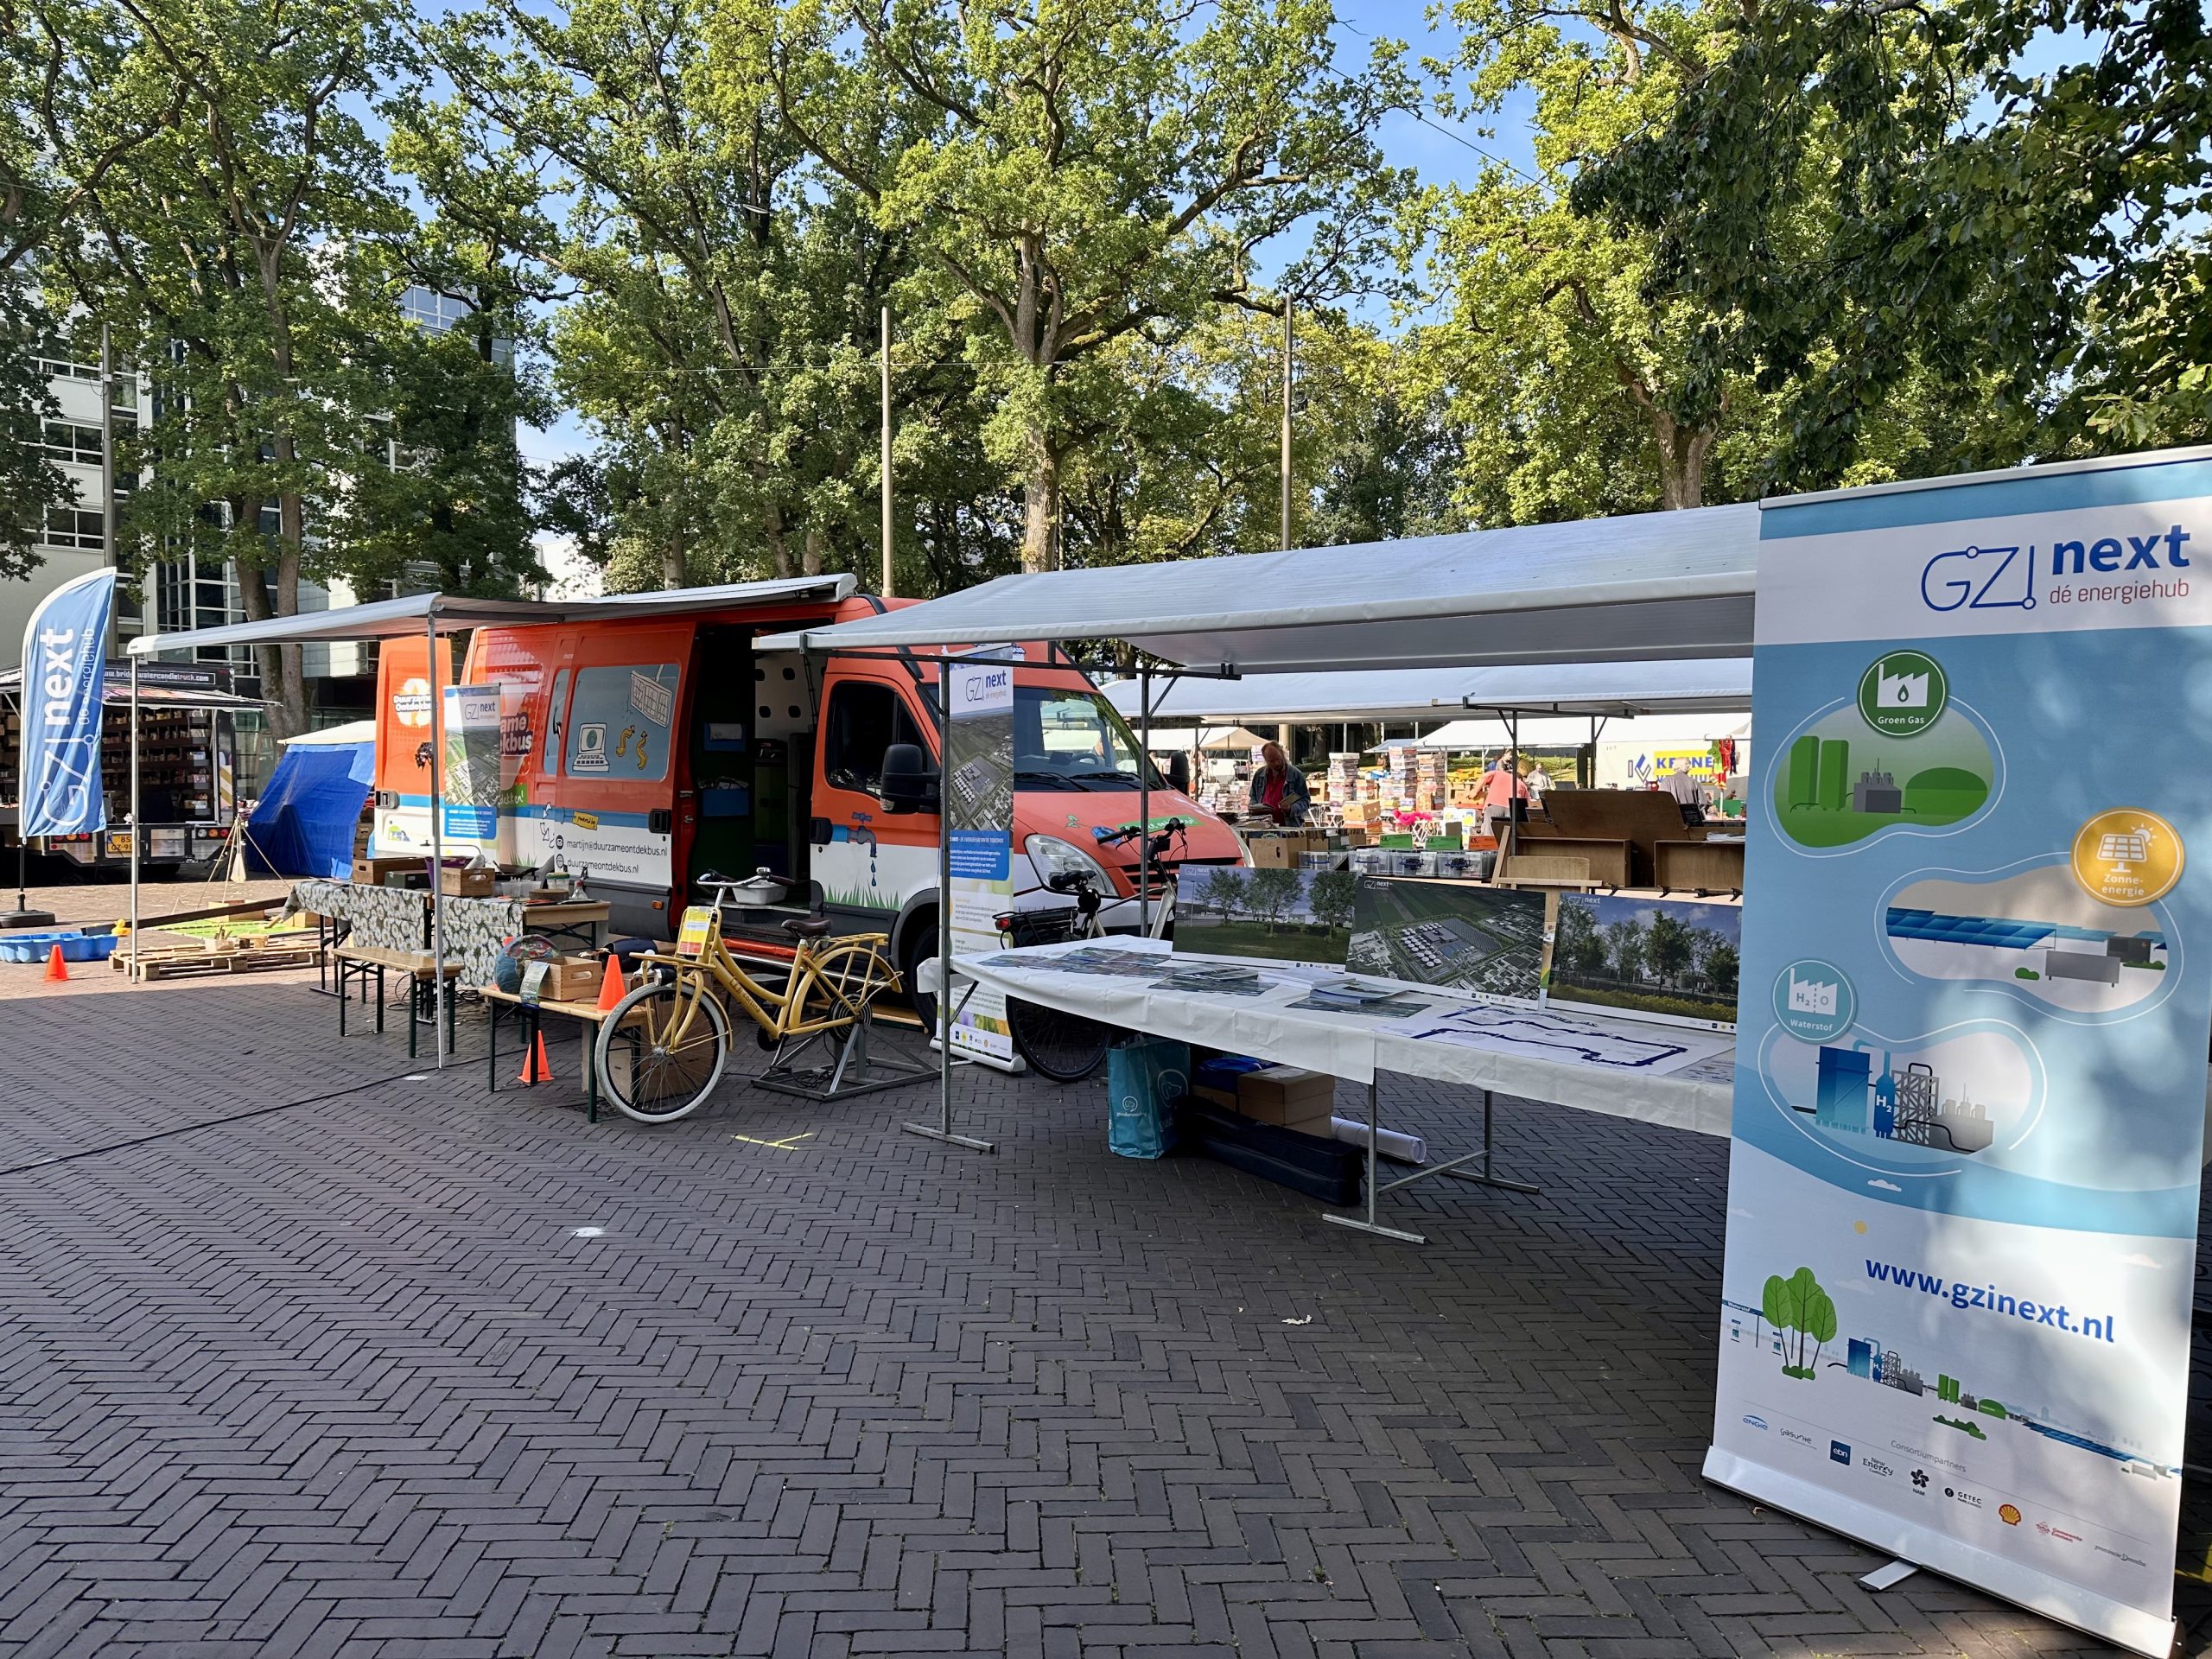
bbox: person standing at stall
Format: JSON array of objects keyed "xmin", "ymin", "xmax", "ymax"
[
  {"xmin": 1478, "ymin": 750, "xmax": 1529, "ymax": 843},
  {"xmin": 1249, "ymin": 742, "xmax": 1311, "ymax": 825}
]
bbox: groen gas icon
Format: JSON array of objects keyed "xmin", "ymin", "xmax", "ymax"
[{"xmin": 1856, "ymin": 650, "xmax": 1948, "ymax": 739}]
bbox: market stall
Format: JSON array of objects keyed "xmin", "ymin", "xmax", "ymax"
[
  {"xmin": 121, "ymin": 578, "xmax": 858, "ymax": 1066},
  {"xmin": 0, "ymin": 660, "xmax": 257, "ymax": 873}
]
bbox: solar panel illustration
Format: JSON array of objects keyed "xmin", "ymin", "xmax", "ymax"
[{"xmin": 1884, "ymin": 908, "xmax": 2056, "ymax": 950}]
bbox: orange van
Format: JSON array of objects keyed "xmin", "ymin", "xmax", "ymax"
[{"xmin": 369, "ymin": 579, "xmax": 1245, "ymax": 986}]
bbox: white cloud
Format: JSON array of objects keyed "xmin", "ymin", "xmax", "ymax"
[{"xmin": 1867, "ymin": 1179, "xmax": 1902, "ymax": 1192}]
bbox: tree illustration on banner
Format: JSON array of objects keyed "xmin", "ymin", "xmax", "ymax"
[{"xmin": 1761, "ymin": 1267, "xmax": 1836, "ymax": 1380}]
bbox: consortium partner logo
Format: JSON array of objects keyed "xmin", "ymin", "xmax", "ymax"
[
  {"xmin": 1741, "ymin": 1415, "xmax": 1769, "ymax": 1431},
  {"xmin": 1858, "ymin": 1455, "xmax": 1895, "ymax": 1478},
  {"xmin": 1829, "ymin": 1440, "xmax": 1852, "ymax": 1465}
]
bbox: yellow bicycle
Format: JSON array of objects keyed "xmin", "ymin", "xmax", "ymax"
[{"xmin": 593, "ymin": 874, "xmax": 905, "ymax": 1122}]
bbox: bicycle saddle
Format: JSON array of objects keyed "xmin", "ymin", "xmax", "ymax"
[{"xmin": 781, "ymin": 916, "xmax": 833, "ymax": 938}]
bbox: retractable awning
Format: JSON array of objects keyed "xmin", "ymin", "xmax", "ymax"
[
  {"xmin": 758, "ymin": 505, "xmax": 1758, "ymax": 671},
  {"xmin": 1103, "ymin": 658, "xmax": 1753, "ymax": 725},
  {"xmin": 124, "ymin": 575, "xmax": 859, "ymax": 657}
]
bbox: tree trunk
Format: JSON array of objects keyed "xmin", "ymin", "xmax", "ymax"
[
  {"xmin": 1021, "ymin": 424, "xmax": 1060, "ymax": 573},
  {"xmin": 801, "ymin": 527, "xmax": 825, "ymax": 577},
  {"xmin": 765, "ymin": 499, "xmax": 791, "ymax": 580},
  {"xmin": 234, "ymin": 537, "xmax": 306, "ymax": 740},
  {"xmin": 1652, "ymin": 410, "xmax": 1718, "ymax": 511}
]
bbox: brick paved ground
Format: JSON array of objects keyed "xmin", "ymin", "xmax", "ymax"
[
  {"xmin": 3, "ymin": 871, "xmax": 294, "ymax": 930},
  {"xmin": 3, "ymin": 965, "xmax": 2209, "ymax": 1657}
]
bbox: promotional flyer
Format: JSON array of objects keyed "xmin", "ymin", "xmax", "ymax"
[
  {"xmin": 440, "ymin": 684, "xmax": 503, "ymax": 840},
  {"xmin": 1708, "ymin": 453, "xmax": 2212, "ymax": 1656},
  {"xmin": 944, "ymin": 660, "xmax": 1017, "ymax": 1063}
]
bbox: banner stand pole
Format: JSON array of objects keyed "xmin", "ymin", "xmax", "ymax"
[
  {"xmin": 904, "ymin": 649, "xmax": 994, "ymax": 1154},
  {"xmin": 426, "ymin": 613, "xmax": 447, "ymax": 1071},
  {"xmin": 1859, "ymin": 1562, "xmax": 1920, "ymax": 1592}
]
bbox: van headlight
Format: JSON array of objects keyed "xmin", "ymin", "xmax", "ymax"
[{"xmin": 1026, "ymin": 833, "xmax": 1113, "ymax": 891}]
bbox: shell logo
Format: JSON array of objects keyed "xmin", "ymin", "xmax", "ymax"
[
  {"xmin": 394, "ymin": 677, "xmax": 434, "ymax": 729},
  {"xmin": 1999, "ymin": 1503, "xmax": 2022, "ymax": 1526}
]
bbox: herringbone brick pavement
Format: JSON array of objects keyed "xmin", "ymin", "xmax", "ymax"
[{"xmin": 2, "ymin": 969, "xmax": 2209, "ymax": 1657}]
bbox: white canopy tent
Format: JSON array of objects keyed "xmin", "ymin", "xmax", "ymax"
[
  {"xmin": 757, "ymin": 504, "xmax": 1758, "ymax": 671},
  {"xmin": 119, "ymin": 575, "xmax": 859, "ymax": 1066},
  {"xmin": 1102, "ymin": 658, "xmax": 1754, "ymax": 726}
]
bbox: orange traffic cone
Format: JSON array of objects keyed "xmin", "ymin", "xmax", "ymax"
[
  {"xmin": 43, "ymin": 944, "xmax": 68, "ymax": 983},
  {"xmin": 595, "ymin": 953, "xmax": 626, "ymax": 1013},
  {"xmin": 518, "ymin": 1029, "xmax": 552, "ymax": 1085}
]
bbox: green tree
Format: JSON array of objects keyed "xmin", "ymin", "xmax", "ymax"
[
  {"xmin": 60, "ymin": 0, "xmax": 420, "ymax": 733},
  {"xmin": 758, "ymin": 0, "xmax": 1414, "ymax": 571},
  {"xmin": 1552, "ymin": 896, "xmax": 1606, "ymax": 977},
  {"xmin": 1599, "ymin": 915, "xmax": 1646, "ymax": 983},
  {"xmin": 1762, "ymin": 1266, "xmax": 1835, "ymax": 1379},
  {"xmin": 1198, "ymin": 866, "xmax": 1249, "ymax": 920},
  {"xmin": 1575, "ymin": 0, "xmax": 2211, "ymax": 482},
  {"xmin": 1412, "ymin": 0, "xmax": 1736, "ymax": 518},
  {"xmin": 409, "ymin": 0, "xmax": 967, "ymax": 593},
  {"xmin": 1245, "ymin": 865, "xmax": 1303, "ymax": 933},
  {"xmin": 1308, "ymin": 868, "xmax": 1357, "ymax": 934},
  {"xmin": 0, "ymin": 0, "xmax": 181, "ymax": 578},
  {"xmin": 1644, "ymin": 911, "xmax": 1693, "ymax": 988}
]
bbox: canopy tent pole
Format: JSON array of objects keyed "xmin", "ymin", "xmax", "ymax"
[
  {"xmin": 427, "ymin": 613, "xmax": 447, "ymax": 1069},
  {"xmin": 129, "ymin": 656, "xmax": 140, "ymax": 967},
  {"xmin": 1138, "ymin": 665, "xmax": 1151, "ymax": 936}
]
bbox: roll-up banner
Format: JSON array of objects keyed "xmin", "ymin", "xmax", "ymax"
[
  {"xmin": 944, "ymin": 660, "xmax": 1017, "ymax": 1064},
  {"xmin": 18, "ymin": 569, "xmax": 118, "ymax": 836},
  {"xmin": 1709, "ymin": 450, "xmax": 2212, "ymax": 1656}
]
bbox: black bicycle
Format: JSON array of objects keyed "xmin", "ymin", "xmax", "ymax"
[{"xmin": 998, "ymin": 818, "xmax": 1193, "ymax": 1084}]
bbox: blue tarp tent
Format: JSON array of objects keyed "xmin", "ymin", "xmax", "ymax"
[{"xmin": 245, "ymin": 722, "xmax": 375, "ymax": 878}]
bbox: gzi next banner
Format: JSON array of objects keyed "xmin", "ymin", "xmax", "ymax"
[
  {"xmin": 1708, "ymin": 448, "xmax": 2212, "ymax": 1656},
  {"xmin": 944, "ymin": 659, "xmax": 1017, "ymax": 1064}
]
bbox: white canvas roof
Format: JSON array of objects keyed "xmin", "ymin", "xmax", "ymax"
[
  {"xmin": 1413, "ymin": 712, "xmax": 1751, "ymax": 752},
  {"xmin": 758, "ymin": 504, "xmax": 1758, "ymax": 671},
  {"xmin": 125, "ymin": 575, "xmax": 858, "ymax": 655},
  {"xmin": 1103, "ymin": 657, "xmax": 1752, "ymax": 724}
]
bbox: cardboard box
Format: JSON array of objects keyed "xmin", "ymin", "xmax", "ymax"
[
  {"xmin": 353, "ymin": 855, "xmax": 416, "ymax": 887},
  {"xmin": 1248, "ymin": 830, "xmax": 1326, "ymax": 868},
  {"xmin": 1236, "ymin": 1064, "xmax": 1337, "ymax": 1129},
  {"xmin": 438, "ymin": 866, "xmax": 499, "ymax": 897}
]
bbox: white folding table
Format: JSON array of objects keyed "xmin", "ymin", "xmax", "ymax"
[{"xmin": 957, "ymin": 937, "xmax": 1736, "ymax": 1243}]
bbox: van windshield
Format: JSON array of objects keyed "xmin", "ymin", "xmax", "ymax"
[{"xmin": 1011, "ymin": 686, "xmax": 1161, "ymax": 791}]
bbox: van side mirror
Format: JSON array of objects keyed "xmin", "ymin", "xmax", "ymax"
[
  {"xmin": 877, "ymin": 742, "xmax": 939, "ymax": 813},
  {"xmin": 1165, "ymin": 753, "xmax": 1191, "ymax": 793}
]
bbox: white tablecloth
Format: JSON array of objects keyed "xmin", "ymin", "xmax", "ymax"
[{"xmin": 957, "ymin": 938, "xmax": 1736, "ymax": 1138}]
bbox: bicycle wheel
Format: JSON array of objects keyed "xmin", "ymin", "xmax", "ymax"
[
  {"xmin": 594, "ymin": 976, "xmax": 732, "ymax": 1123},
  {"xmin": 791, "ymin": 937, "xmax": 900, "ymax": 1033},
  {"xmin": 1007, "ymin": 995, "xmax": 1112, "ymax": 1084}
]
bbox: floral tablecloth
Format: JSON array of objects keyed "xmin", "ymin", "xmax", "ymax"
[{"xmin": 289, "ymin": 880, "xmax": 525, "ymax": 988}]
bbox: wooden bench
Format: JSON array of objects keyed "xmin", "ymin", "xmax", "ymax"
[
  {"xmin": 1494, "ymin": 853, "xmax": 1598, "ymax": 890},
  {"xmin": 334, "ymin": 944, "xmax": 462, "ymax": 1058},
  {"xmin": 1502, "ymin": 834, "xmax": 1630, "ymax": 888},
  {"xmin": 480, "ymin": 984, "xmax": 631, "ymax": 1122},
  {"xmin": 1656, "ymin": 838, "xmax": 1746, "ymax": 897}
]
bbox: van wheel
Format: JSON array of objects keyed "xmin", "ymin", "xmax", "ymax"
[{"xmin": 899, "ymin": 917, "xmax": 938, "ymax": 1037}]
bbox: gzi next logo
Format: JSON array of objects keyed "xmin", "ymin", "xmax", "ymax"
[{"xmin": 1921, "ymin": 524, "xmax": 2192, "ymax": 614}]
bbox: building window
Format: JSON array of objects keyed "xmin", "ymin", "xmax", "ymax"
[
  {"xmin": 41, "ymin": 422, "xmax": 104, "ymax": 465},
  {"xmin": 400, "ymin": 286, "xmax": 473, "ymax": 334},
  {"xmin": 33, "ymin": 338, "xmax": 100, "ymax": 381},
  {"xmin": 40, "ymin": 509, "xmax": 105, "ymax": 550}
]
